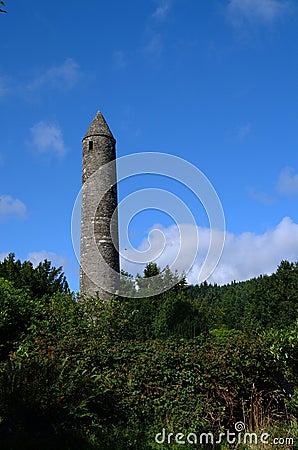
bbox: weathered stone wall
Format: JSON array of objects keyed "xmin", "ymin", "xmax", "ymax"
[{"xmin": 80, "ymin": 113, "xmax": 120, "ymax": 299}]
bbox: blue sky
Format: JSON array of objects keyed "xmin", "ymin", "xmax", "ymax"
[{"xmin": 1, "ymin": 0, "xmax": 298, "ymax": 291}]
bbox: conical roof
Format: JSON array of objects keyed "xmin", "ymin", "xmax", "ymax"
[{"xmin": 83, "ymin": 111, "xmax": 115, "ymax": 141}]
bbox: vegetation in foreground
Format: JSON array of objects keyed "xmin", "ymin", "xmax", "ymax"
[{"xmin": 0, "ymin": 254, "xmax": 297, "ymax": 449}]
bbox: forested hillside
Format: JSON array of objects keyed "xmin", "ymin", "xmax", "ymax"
[{"xmin": 0, "ymin": 254, "xmax": 297, "ymax": 449}]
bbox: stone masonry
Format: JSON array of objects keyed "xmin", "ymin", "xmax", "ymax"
[{"xmin": 80, "ymin": 111, "xmax": 120, "ymax": 298}]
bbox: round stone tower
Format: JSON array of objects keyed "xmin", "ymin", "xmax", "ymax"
[{"xmin": 80, "ymin": 111, "xmax": 120, "ymax": 298}]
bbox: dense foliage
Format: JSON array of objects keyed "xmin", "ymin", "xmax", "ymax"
[
  {"xmin": 0, "ymin": 258, "xmax": 297, "ymax": 449},
  {"xmin": 0, "ymin": 253, "xmax": 69, "ymax": 299}
]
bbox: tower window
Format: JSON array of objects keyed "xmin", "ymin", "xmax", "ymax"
[{"xmin": 89, "ymin": 141, "xmax": 93, "ymax": 150}]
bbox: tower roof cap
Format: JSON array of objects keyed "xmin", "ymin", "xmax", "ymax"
[{"xmin": 83, "ymin": 111, "xmax": 115, "ymax": 141}]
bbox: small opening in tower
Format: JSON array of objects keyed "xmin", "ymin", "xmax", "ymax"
[{"xmin": 89, "ymin": 141, "xmax": 93, "ymax": 150}]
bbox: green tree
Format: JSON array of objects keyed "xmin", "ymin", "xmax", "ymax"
[
  {"xmin": 136, "ymin": 262, "xmax": 186, "ymax": 297},
  {"xmin": 0, "ymin": 278, "xmax": 35, "ymax": 359},
  {"xmin": 0, "ymin": 253, "xmax": 69, "ymax": 299},
  {"xmin": 153, "ymin": 290, "xmax": 198, "ymax": 338},
  {"xmin": 119, "ymin": 269, "xmax": 136, "ymax": 297}
]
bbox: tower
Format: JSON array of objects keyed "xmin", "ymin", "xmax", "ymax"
[{"xmin": 80, "ymin": 111, "xmax": 120, "ymax": 298}]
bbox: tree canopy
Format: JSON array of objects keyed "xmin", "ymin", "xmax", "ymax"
[{"xmin": 0, "ymin": 253, "xmax": 70, "ymax": 298}]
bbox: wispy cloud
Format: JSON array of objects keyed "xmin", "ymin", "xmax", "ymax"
[
  {"xmin": 142, "ymin": 0, "xmax": 172, "ymax": 63},
  {"xmin": 143, "ymin": 33, "xmax": 163, "ymax": 60},
  {"xmin": 30, "ymin": 121, "xmax": 67, "ymax": 158},
  {"xmin": 0, "ymin": 59, "xmax": 80, "ymax": 102},
  {"xmin": 27, "ymin": 250, "xmax": 68, "ymax": 268},
  {"xmin": 113, "ymin": 2, "xmax": 170, "ymax": 69},
  {"xmin": 0, "ymin": 195, "xmax": 27, "ymax": 222},
  {"xmin": 226, "ymin": 0, "xmax": 292, "ymax": 26},
  {"xmin": 121, "ymin": 217, "xmax": 298, "ymax": 285},
  {"xmin": 247, "ymin": 186, "xmax": 275, "ymax": 205},
  {"xmin": 26, "ymin": 58, "xmax": 80, "ymax": 93},
  {"xmin": 235, "ymin": 122, "xmax": 252, "ymax": 140},
  {"xmin": 277, "ymin": 166, "xmax": 298, "ymax": 195},
  {"xmin": 152, "ymin": 0, "xmax": 171, "ymax": 21}
]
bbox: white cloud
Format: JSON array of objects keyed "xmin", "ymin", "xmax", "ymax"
[
  {"xmin": 277, "ymin": 166, "xmax": 298, "ymax": 195},
  {"xmin": 27, "ymin": 58, "xmax": 80, "ymax": 92},
  {"xmin": 27, "ymin": 251, "xmax": 67, "ymax": 269},
  {"xmin": 152, "ymin": 0, "xmax": 171, "ymax": 21},
  {"xmin": 207, "ymin": 216, "xmax": 298, "ymax": 284},
  {"xmin": 0, "ymin": 59, "xmax": 80, "ymax": 102},
  {"xmin": 142, "ymin": 1, "xmax": 172, "ymax": 64},
  {"xmin": 0, "ymin": 195, "xmax": 27, "ymax": 222},
  {"xmin": 226, "ymin": 0, "xmax": 292, "ymax": 25},
  {"xmin": 30, "ymin": 121, "xmax": 67, "ymax": 158},
  {"xmin": 121, "ymin": 217, "xmax": 298, "ymax": 285}
]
